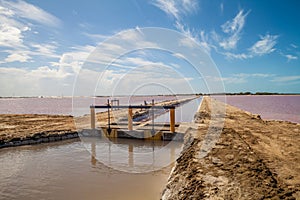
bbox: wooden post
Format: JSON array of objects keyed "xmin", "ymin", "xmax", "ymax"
[
  {"xmin": 128, "ymin": 107, "xmax": 133, "ymax": 131},
  {"xmin": 91, "ymin": 107, "xmax": 95, "ymax": 129},
  {"xmin": 170, "ymin": 108, "xmax": 175, "ymax": 133}
]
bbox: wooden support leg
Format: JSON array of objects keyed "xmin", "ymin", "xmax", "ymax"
[
  {"xmin": 128, "ymin": 107, "xmax": 133, "ymax": 131},
  {"xmin": 91, "ymin": 107, "xmax": 96, "ymax": 129},
  {"xmin": 170, "ymin": 108, "xmax": 175, "ymax": 133}
]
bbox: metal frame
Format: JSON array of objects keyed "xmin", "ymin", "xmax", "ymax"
[{"xmin": 90, "ymin": 100, "xmax": 176, "ymax": 134}]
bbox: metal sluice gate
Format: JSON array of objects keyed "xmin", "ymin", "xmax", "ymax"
[{"xmin": 88, "ymin": 99, "xmax": 182, "ymax": 141}]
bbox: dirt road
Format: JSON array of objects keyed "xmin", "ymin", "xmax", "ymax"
[{"xmin": 162, "ymin": 96, "xmax": 300, "ymax": 199}]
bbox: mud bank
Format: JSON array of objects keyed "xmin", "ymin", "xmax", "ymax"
[
  {"xmin": 0, "ymin": 114, "xmax": 78, "ymax": 148},
  {"xmin": 162, "ymin": 96, "xmax": 300, "ymax": 199}
]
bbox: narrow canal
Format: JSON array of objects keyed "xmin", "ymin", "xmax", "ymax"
[
  {"xmin": 155, "ymin": 97, "xmax": 202, "ymax": 123},
  {"xmin": 0, "ymin": 139, "xmax": 176, "ymax": 200},
  {"xmin": 0, "ymin": 97, "xmax": 202, "ymax": 200}
]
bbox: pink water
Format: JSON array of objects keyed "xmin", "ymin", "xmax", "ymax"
[
  {"xmin": 0, "ymin": 95, "xmax": 192, "ymax": 116},
  {"xmin": 1, "ymin": 95, "xmax": 299, "ymax": 123},
  {"xmin": 219, "ymin": 95, "xmax": 300, "ymax": 123}
]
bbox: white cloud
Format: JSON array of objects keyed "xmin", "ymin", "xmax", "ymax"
[
  {"xmin": 209, "ymin": 73, "xmax": 275, "ymax": 84},
  {"xmin": 249, "ymin": 34, "xmax": 278, "ymax": 56},
  {"xmin": 0, "ymin": 1, "xmax": 61, "ymax": 63},
  {"xmin": 175, "ymin": 21, "xmax": 194, "ymax": 39},
  {"xmin": 1, "ymin": 0, "xmax": 61, "ymax": 27},
  {"xmin": 221, "ymin": 34, "xmax": 279, "ymax": 60},
  {"xmin": 172, "ymin": 53, "xmax": 186, "ymax": 60},
  {"xmin": 51, "ymin": 45, "xmax": 96, "ymax": 74},
  {"xmin": 0, "ymin": 65, "xmax": 74, "ymax": 96},
  {"xmin": 99, "ymin": 64, "xmax": 195, "ymax": 95},
  {"xmin": 285, "ymin": 54, "xmax": 298, "ymax": 62},
  {"xmin": 30, "ymin": 43, "xmax": 59, "ymax": 58},
  {"xmin": 182, "ymin": 0, "xmax": 198, "ymax": 14},
  {"xmin": 0, "ymin": 21, "xmax": 28, "ymax": 48},
  {"xmin": 223, "ymin": 52, "xmax": 250, "ymax": 60},
  {"xmin": 219, "ymin": 10, "xmax": 249, "ymax": 50},
  {"xmin": 221, "ymin": 10, "xmax": 247, "ymax": 34},
  {"xmin": 175, "ymin": 21, "xmax": 212, "ymax": 53},
  {"xmin": 219, "ymin": 35, "xmax": 240, "ymax": 50},
  {"xmin": 3, "ymin": 51, "xmax": 31, "ymax": 63},
  {"xmin": 290, "ymin": 44, "xmax": 298, "ymax": 49},
  {"xmin": 236, "ymin": 73, "xmax": 275, "ymax": 78},
  {"xmin": 220, "ymin": 3, "xmax": 224, "ymax": 15},
  {"xmin": 30, "ymin": 66, "xmax": 70, "ymax": 78},
  {"xmin": 199, "ymin": 30, "xmax": 212, "ymax": 53},
  {"xmin": 83, "ymin": 32, "xmax": 109, "ymax": 42},
  {"xmin": 152, "ymin": 0, "xmax": 179, "ymax": 19},
  {"xmin": 151, "ymin": 0, "xmax": 198, "ymax": 21},
  {"xmin": 179, "ymin": 37, "xmax": 197, "ymax": 48},
  {"xmin": 271, "ymin": 76, "xmax": 300, "ymax": 83},
  {"xmin": 1, "ymin": 42, "xmax": 60, "ymax": 63}
]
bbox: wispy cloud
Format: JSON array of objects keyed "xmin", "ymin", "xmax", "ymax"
[
  {"xmin": 50, "ymin": 45, "xmax": 96, "ymax": 74},
  {"xmin": 222, "ymin": 34, "xmax": 279, "ymax": 60},
  {"xmin": 220, "ymin": 3, "xmax": 224, "ymax": 15},
  {"xmin": 219, "ymin": 10, "xmax": 250, "ymax": 50},
  {"xmin": 83, "ymin": 32, "xmax": 109, "ymax": 42},
  {"xmin": 175, "ymin": 21, "xmax": 214, "ymax": 53},
  {"xmin": 152, "ymin": 1, "xmax": 283, "ymax": 62},
  {"xmin": 249, "ymin": 34, "xmax": 278, "ymax": 56},
  {"xmin": 0, "ymin": 0, "xmax": 62, "ymax": 63},
  {"xmin": 1, "ymin": 42, "xmax": 60, "ymax": 63},
  {"xmin": 271, "ymin": 75, "xmax": 300, "ymax": 83},
  {"xmin": 1, "ymin": 0, "xmax": 61, "ymax": 27},
  {"xmin": 207, "ymin": 73, "xmax": 275, "ymax": 84},
  {"xmin": 222, "ymin": 52, "xmax": 251, "ymax": 60},
  {"xmin": 30, "ymin": 43, "xmax": 59, "ymax": 58},
  {"xmin": 290, "ymin": 44, "xmax": 298, "ymax": 49},
  {"xmin": 150, "ymin": 0, "xmax": 198, "ymax": 21},
  {"xmin": 151, "ymin": 0, "xmax": 179, "ymax": 19},
  {"xmin": 2, "ymin": 51, "xmax": 31, "ymax": 63},
  {"xmin": 285, "ymin": 54, "xmax": 298, "ymax": 62}
]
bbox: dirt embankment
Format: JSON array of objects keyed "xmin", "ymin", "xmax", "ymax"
[
  {"xmin": 0, "ymin": 114, "xmax": 78, "ymax": 148},
  {"xmin": 162, "ymin": 96, "xmax": 300, "ymax": 199}
]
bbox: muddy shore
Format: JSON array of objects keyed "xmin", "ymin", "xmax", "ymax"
[{"xmin": 162, "ymin": 96, "xmax": 300, "ymax": 199}]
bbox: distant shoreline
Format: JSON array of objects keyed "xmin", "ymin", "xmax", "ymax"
[{"xmin": 0, "ymin": 93, "xmax": 300, "ymax": 98}]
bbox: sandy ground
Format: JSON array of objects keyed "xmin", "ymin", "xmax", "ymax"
[
  {"xmin": 162, "ymin": 96, "xmax": 300, "ymax": 199},
  {"xmin": 0, "ymin": 114, "xmax": 76, "ymax": 142}
]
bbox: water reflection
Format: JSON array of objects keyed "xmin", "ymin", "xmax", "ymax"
[
  {"xmin": 84, "ymin": 137, "xmax": 183, "ymax": 173},
  {"xmin": 155, "ymin": 97, "xmax": 202, "ymax": 123},
  {"xmin": 0, "ymin": 140, "xmax": 172, "ymax": 200}
]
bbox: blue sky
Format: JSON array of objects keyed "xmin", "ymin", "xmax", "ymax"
[{"xmin": 0, "ymin": 0, "xmax": 299, "ymax": 96}]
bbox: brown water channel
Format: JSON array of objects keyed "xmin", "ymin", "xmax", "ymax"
[{"xmin": 0, "ymin": 138, "xmax": 183, "ymax": 200}]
